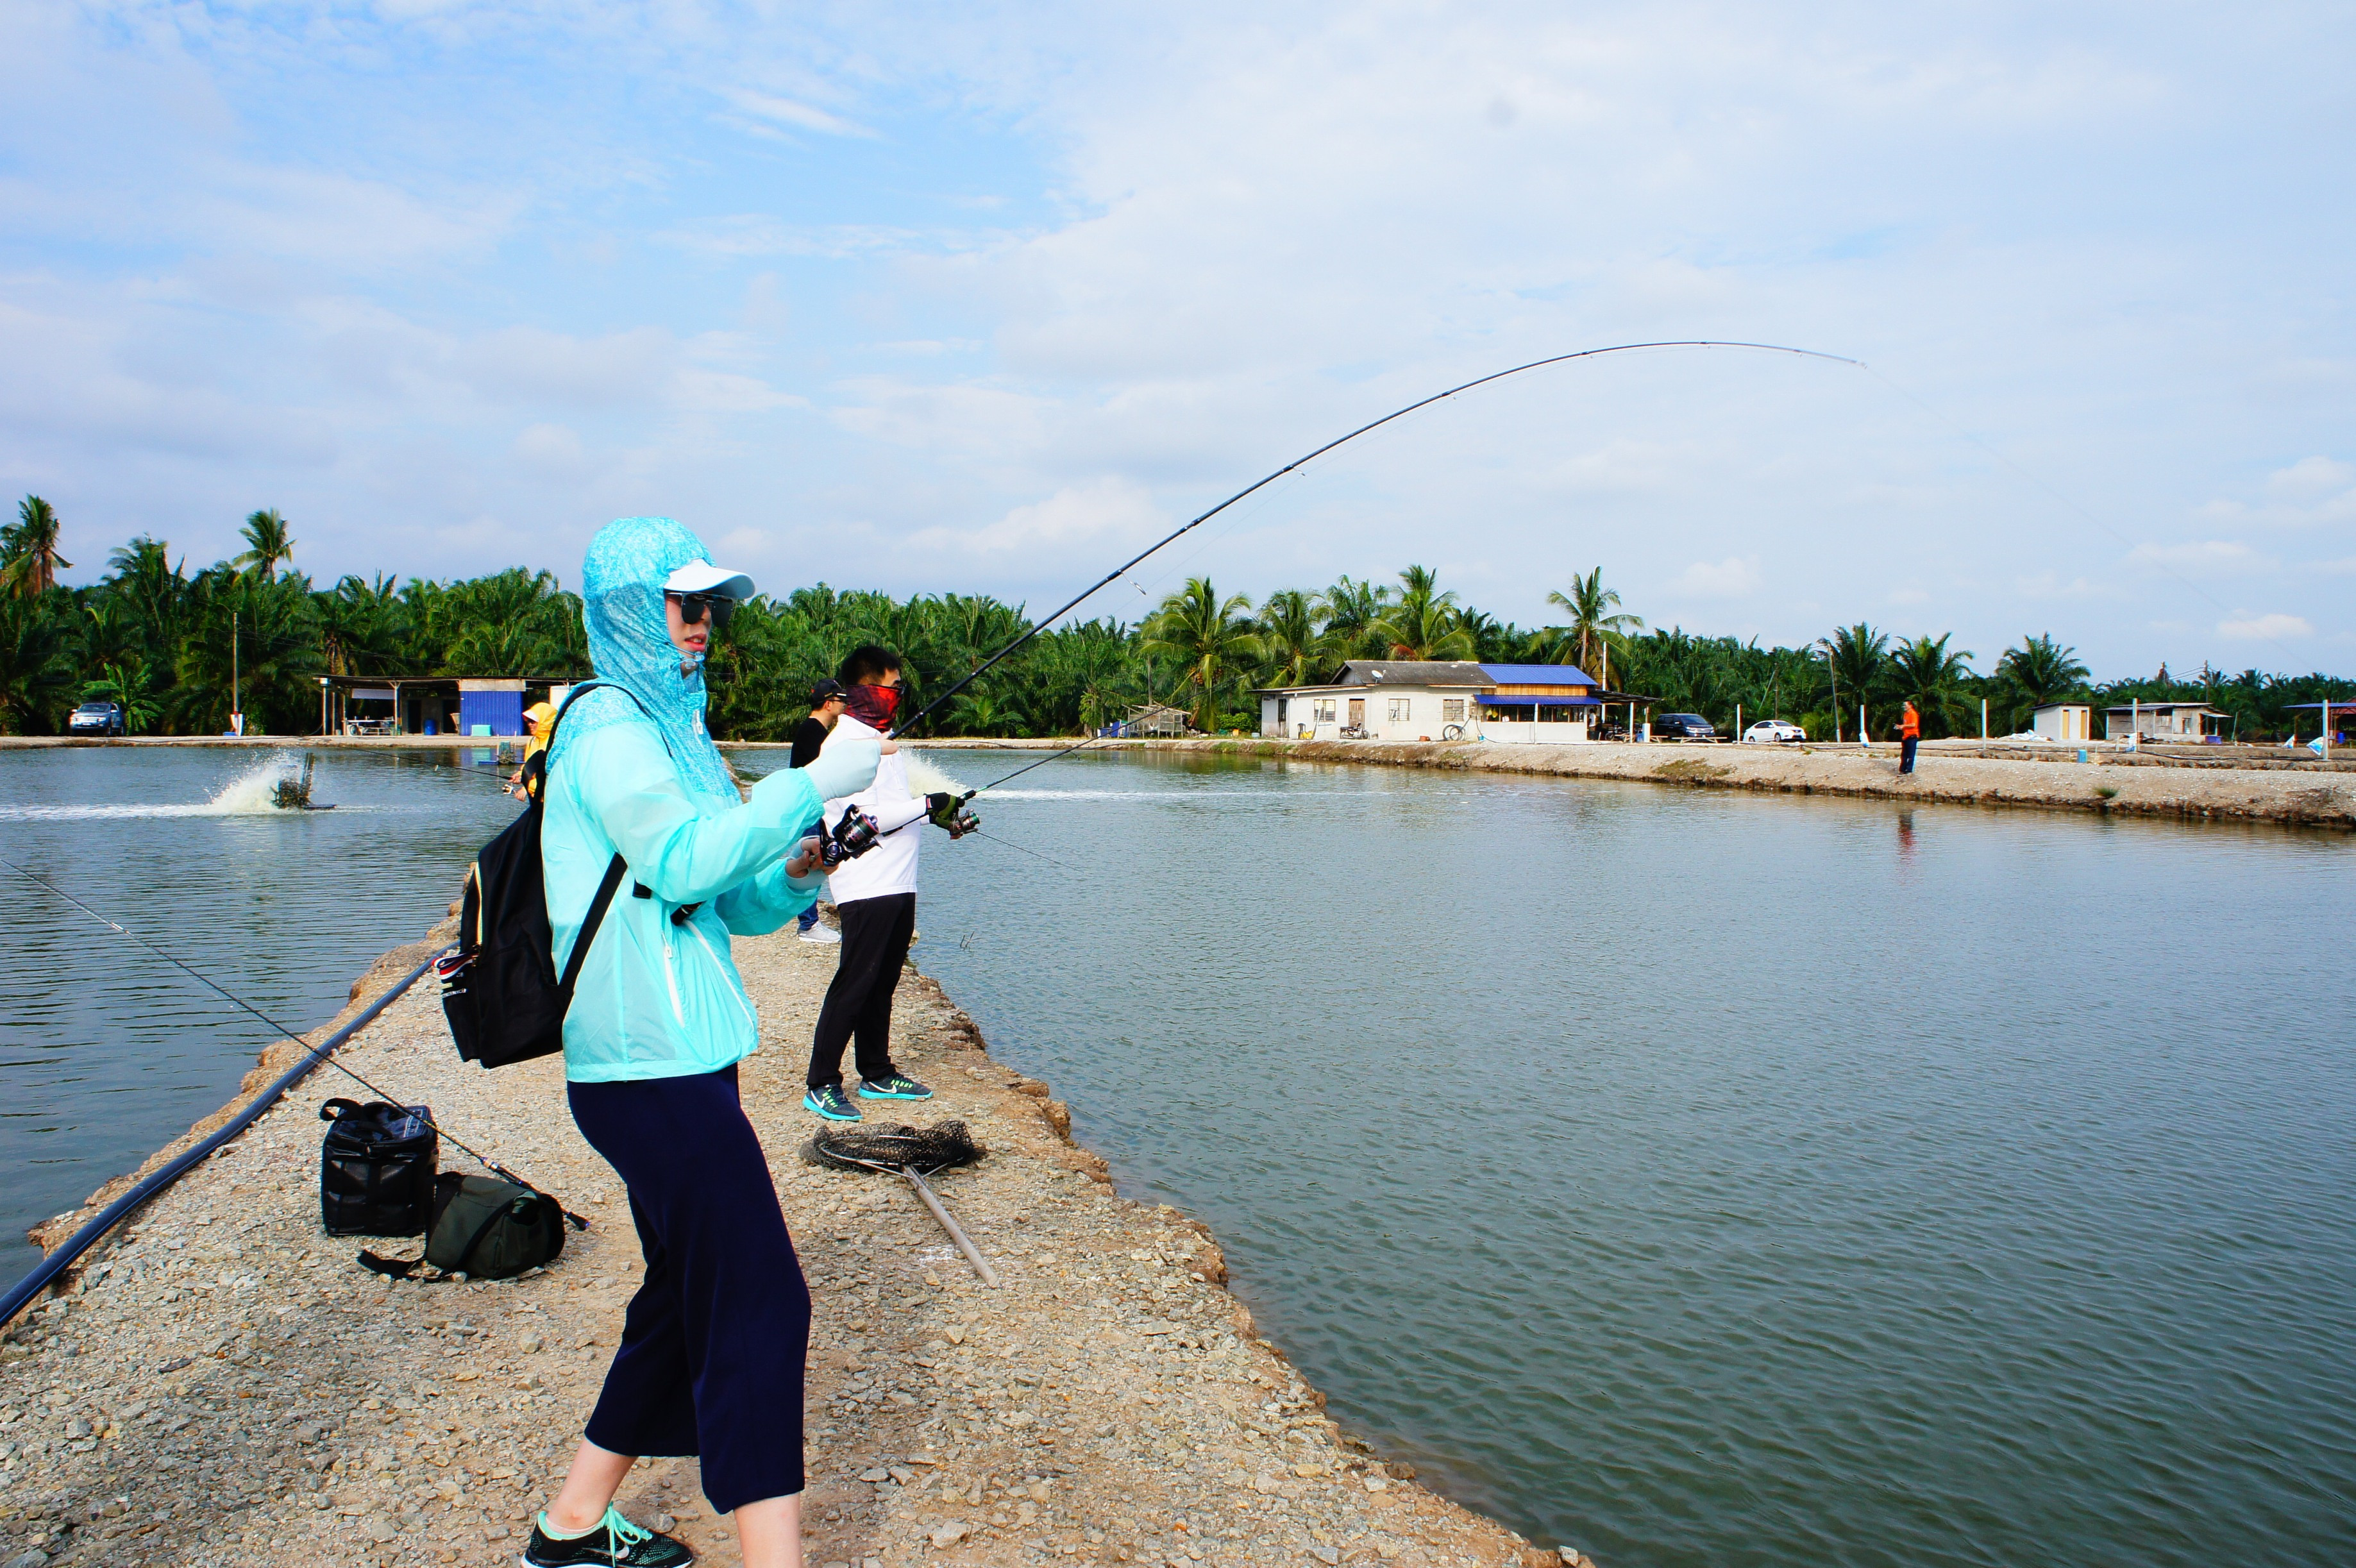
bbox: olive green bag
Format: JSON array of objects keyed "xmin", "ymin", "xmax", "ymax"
[{"xmin": 357, "ymin": 1173, "xmax": 567, "ymax": 1281}]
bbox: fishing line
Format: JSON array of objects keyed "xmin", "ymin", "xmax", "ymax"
[
  {"xmin": 3, "ymin": 860, "xmax": 581, "ymax": 1224},
  {"xmin": 1860, "ymin": 364, "xmax": 2232, "ymax": 616},
  {"xmin": 889, "ymin": 339, "xmax": 1860, "ymax": 739},
  {"xmin": 967, "ymin": 827, "xmax": 1078, "ymax": 872}
]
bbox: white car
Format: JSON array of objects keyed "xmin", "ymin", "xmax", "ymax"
[{"xmin": 1742, "ymin": 719, "xmax": 1806, "ymax": 744}]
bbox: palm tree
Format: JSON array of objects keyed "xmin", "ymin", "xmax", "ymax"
[
  {"xmin": 1256, "ymin": 589, "xmax": 1328, "ymax": 687},
  {"xmin": 1141, "ymin": 577, "xmax": 1262, "ymax": 732},
  {"xmin": 1887, "ymin": 633, "xmax": 1976, "ymax": 738},
  {"xmin": 1826, "ymin": 623, "xmax": 1889, "ymax": 735},
  {"xmin": 237, "ymin": 509, "xmax": 296, "ymax": 581},
  {"xmin": 1369, "ymin": 565, "xmax": 1474, "ymax": 661},
  {"xmin": 3, "ymin": 496, "xmax": 72, "ymax": 599},
  {"xmin": 1315, "ymin": 575, "xmax": 1393, "ymax": 660},
  {"xmin": 0, "ymin": 595, "xmax": 74, "ymax": 730},
  {"xmin": 84, "ymin": 658, "xmax": 163, "ymax": 734},
  {"xmin": 315, "ymin": 573, "xmax": 412, "ymax": 676},
  {"xmin": 1545, "ymin": 568, "xmax": 1643, "ymax": 684},
  {"xmin": 1996, "ymin": 634, "xmax": 2090, "ymax": 708}
]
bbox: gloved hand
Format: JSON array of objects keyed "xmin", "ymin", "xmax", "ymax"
[
  {"xmin": 802, "ymin": 729, "xmax": 882, "ymax": 801},
  {"xmin": 927, "ymin": 791, "xmax": 979, "ymax": 838}
]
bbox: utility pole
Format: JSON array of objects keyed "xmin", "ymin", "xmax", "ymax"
[{"xmin": 231, "ymin": 611, "xmax": 241, "ymax": 738}]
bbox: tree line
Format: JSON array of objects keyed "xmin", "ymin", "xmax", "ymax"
[{"xmin": 2, "ymin": 495, "xmax": 2347, "ymax": 741}]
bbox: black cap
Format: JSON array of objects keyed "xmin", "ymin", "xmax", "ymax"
[{"xmin": 809, "ymin": 679, "xmax": 846, "ymax": 704}]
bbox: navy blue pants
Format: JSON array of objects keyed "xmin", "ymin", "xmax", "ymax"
[{"xmin": 567, "ymin": 1065, "xmax": 810, "ymax": 1513}]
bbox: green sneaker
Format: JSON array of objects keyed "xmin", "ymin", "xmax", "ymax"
[
  {"xmin": 858, "ymin": 1072, "xmax": 934, "ymax": 1101},
  {"xmin": 804, "ymin": 1083, "xmax": 861, "ymax": 1121},
  {"xmin": 522, "ymin": 1506, "xmax": 693, "ymax": 1565}
]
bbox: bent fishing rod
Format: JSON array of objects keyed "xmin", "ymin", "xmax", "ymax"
[
  {"xmin": 3, "ymin": 859, "xmax": 582, "ymax": 1224},
  {"xmin": 888, "ymin": 339, "xmax": 1860, "ymax": 741}
]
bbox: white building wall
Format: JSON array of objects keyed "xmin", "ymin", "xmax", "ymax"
[{"xmin": 2032, "ymin": 705, "xmax": 2090, "ymax": 741}]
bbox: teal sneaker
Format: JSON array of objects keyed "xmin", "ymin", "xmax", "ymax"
[
  {"xmin": 523, "ymin": 1506, "xmax": 693, "ymax": 1565},
  {"xmin": 803, "ymin": 1083, "xmax": 861, "ymax": 1121},
  {"xmin": 858, "ymin": 1072, "xmax": 934, "ymax": 1101}
]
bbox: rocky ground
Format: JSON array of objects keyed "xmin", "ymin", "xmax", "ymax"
[{"xmin": 3, "ymin": 922, "xmax": 1569, "ymax": 1568}]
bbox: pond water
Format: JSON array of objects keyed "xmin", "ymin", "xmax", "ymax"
[
  {"xmin": 812, "ymin": 747, "xmax": 2356, "ymax": 1568},
  {"xmin": 0, "ymin": 746, "xmax": 523, "ymax": 1295},
  {"xmin": 7, "ymin": 744, "xmax": 2353, "ymax": 1568}
]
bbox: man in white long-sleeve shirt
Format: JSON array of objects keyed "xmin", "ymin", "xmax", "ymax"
[{"xmin": 801, "ymin": 645, "xmax": 970, "ymax": 1122}]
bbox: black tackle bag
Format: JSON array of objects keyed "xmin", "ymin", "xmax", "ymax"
[
  {"xmin": 358, "ymin": 1173, "xmax": 568, "ymax": 1281},
  {"xmin": 319, "ymin": 1099, "xmax": 439, "ymax": 1236},
  {"xmin": 441, "ymin": 682, "xmax": 637, "ymax": 1069}
]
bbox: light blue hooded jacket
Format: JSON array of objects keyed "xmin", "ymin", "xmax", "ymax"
[{"xmin": 542, "ymin": 517, "xmax": 826, "ymax": 1083}]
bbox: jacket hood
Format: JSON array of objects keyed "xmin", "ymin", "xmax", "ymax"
[{"xmin": 556, "ymin": 516, "xmax": 737, "ymax": 799}]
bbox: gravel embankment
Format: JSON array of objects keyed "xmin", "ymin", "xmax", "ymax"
[{"xmin": 3, "ymin": 925, "xmax": 1570, "ymax": 1568}]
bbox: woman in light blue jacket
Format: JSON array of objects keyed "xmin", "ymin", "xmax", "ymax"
[{"xmin": 523, "ymin": 516, "xmax": 878, "ymax": 1568}]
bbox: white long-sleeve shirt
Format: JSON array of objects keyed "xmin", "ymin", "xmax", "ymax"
[{"xmin": 818, "ymin": 715, "xmax": 929, "ymax": 903}]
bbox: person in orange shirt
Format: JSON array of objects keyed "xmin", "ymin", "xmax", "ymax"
[{"xmin": 1898, "ymin": 699, "xmax": 1921, "ymax": 774}]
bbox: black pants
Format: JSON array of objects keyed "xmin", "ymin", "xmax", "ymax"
[
  {"xmin": 1899, "ymin": 735, "xmax": 1919, "ymax": 773},
  {"xmin": 807, "ymin": 892, "xmax": 915, "ymax": 1090},
  {"xmin": 566, "ymin": 1065, "xmax": 810, "ymax": 1514}
]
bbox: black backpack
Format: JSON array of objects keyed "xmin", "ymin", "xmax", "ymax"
[
  {"xmin": 319, "ymin": 1099, "xmax": 439, "ymax": 1235},
  {"xmin": 441, "ymin": 682, "xmax": 636, "ymax": 1069}
]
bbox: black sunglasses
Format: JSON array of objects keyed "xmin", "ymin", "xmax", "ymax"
[{"xmin": 666, "ymin": 591, "xmax": 737, "ymax": 630}]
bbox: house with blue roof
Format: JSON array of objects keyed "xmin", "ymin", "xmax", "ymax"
[{"xmin": 1256, "ymin": 661, "xmax": 1606, "ymax": 743}]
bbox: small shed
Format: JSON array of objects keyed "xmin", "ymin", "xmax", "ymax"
[
  {"xmin": 2104, "ymin": 702, "xmax": 2230, "ymax": 742},
  {"xmin": 2032, "ymin": 703, "xmax": 2094, "ymax": 742},
  {"xmin": 1126, "ymin": 702, "xmax": 1195, "ymax": 738}
]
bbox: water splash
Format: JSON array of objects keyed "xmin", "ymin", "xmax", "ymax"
[
  {"xmin": 0, "ymin": 753, "xmax": 324, "ymax": 820},
  {"xmin": 900, "ymin": 748, "xmax": 970, "ymax": 799}
]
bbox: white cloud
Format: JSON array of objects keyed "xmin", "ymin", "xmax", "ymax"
[
  {"xmin": 2266, "ymin": 455, "xmax": 2355, "ymax": 499},
  {"xmin": 2126, "ymin": 540, "xmax": 2277, "ymax": 574},
  {"xmin": 2217, "ymin": 612, "xmax": 2313, "ymax": 640},
  {"xmin": 1670, "ymin": 555, "xmax": 1762, "ymax": 598},
  {"xmin": 716, "ymin": 88, "xmax": 874, "ymax": 139},
  {"xmin": 912, "ymin": 476, "xmax": 1164, "ymax": 557}
]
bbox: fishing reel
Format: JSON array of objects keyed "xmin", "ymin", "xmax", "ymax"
[
  {"xmin": 926, "ymin": 791, "xmax": 980, "ymax": 840},
  {"xmin": 818, "ymin": 805, "xmax": 883, "ymax": 868}
]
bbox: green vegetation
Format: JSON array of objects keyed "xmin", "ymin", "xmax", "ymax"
[{"xmin": 1, "ymin": 494, "xmax": 2349, "ymax": 741}]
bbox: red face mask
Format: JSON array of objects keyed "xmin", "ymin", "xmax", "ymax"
[{"xmin": 844, "ymin": 682, "xmax": 901, "ymax": 729}]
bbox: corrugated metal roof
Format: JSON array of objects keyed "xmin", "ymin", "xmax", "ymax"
[{"xmin": 1331, "ymin": 661, "xmax": 1494, "ymax": 686}]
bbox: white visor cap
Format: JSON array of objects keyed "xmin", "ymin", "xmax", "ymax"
[{"xmin": 663, "ymin": 561, "xmax": 755, "ymax": 602}]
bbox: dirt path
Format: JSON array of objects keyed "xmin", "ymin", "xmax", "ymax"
[{"xmin": 3, "ymin": 926, "xmax": 1565, "ymax": 1568}]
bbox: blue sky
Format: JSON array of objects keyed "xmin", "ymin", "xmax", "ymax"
[{"xmin": 2, "ymin": 0, "xmax": 2350, "ymax": 677}]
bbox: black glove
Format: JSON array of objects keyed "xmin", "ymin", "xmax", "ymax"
[{"xmin": 927, "ymin": 791, "xmax": 979, "ymax": 838}]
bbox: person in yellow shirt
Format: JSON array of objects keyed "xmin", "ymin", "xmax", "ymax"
[{"xmin": 508, "ymin": 700, "xmax": 559, "ymax": 800}]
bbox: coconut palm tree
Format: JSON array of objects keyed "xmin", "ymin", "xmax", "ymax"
[
  {"xmin": 1142, "ymin": 577, "xmax": 1261, "ymax": 732},
  {"xmin": 1996, "ymin": 634, "xmax": 2090, "ymax": 708},
  {"xmin": 1369, "ymin": 566, "xmax": 1474, "ymax": 661},
  {"xmin": 1545, "ymin": 568, "xmax": 1643, "ymax": 684},
  {"xmin": 1315, "ymin": 575, "xmax": 1392, "ymax": 660},
  {"xmin": 3, "ymin": 496, "xmax": 72, "ymax": 599},
  {"xmin": 1256, "ymin": 589, "xmax": 1328, "ymax": 687},
  {"xmin": 237, "ymin": 509, "xmax": 296, "ymax": 580},
  {"xmin": 1887, "ymin": 633, "xmax": 1976, "ymax": 737}
]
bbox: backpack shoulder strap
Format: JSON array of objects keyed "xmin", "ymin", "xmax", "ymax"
[{"xmin": 559, "ymin": 854, "xmax": 629, "ymax": 1000}]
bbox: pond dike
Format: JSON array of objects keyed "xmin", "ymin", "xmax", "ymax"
[
  {"xmin": 909, "ymin": 736, "xmax": 2356, "ymax": 829},
  {"xmin": 2, "ymin": 922, "xmax": 1574, "ymax": 1568}
]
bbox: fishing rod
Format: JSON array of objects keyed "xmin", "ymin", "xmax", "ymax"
[
  {"xmin": 972, "ymin": 734, "xmax": 1109, "ymax": 793},
  {"xmin": 3, "ymin": 860, "xmax": 581, "ymax": 1224},
  {"xmin": 889, "ymin": 339, "xmax": 1860, "ymax": 739}
]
